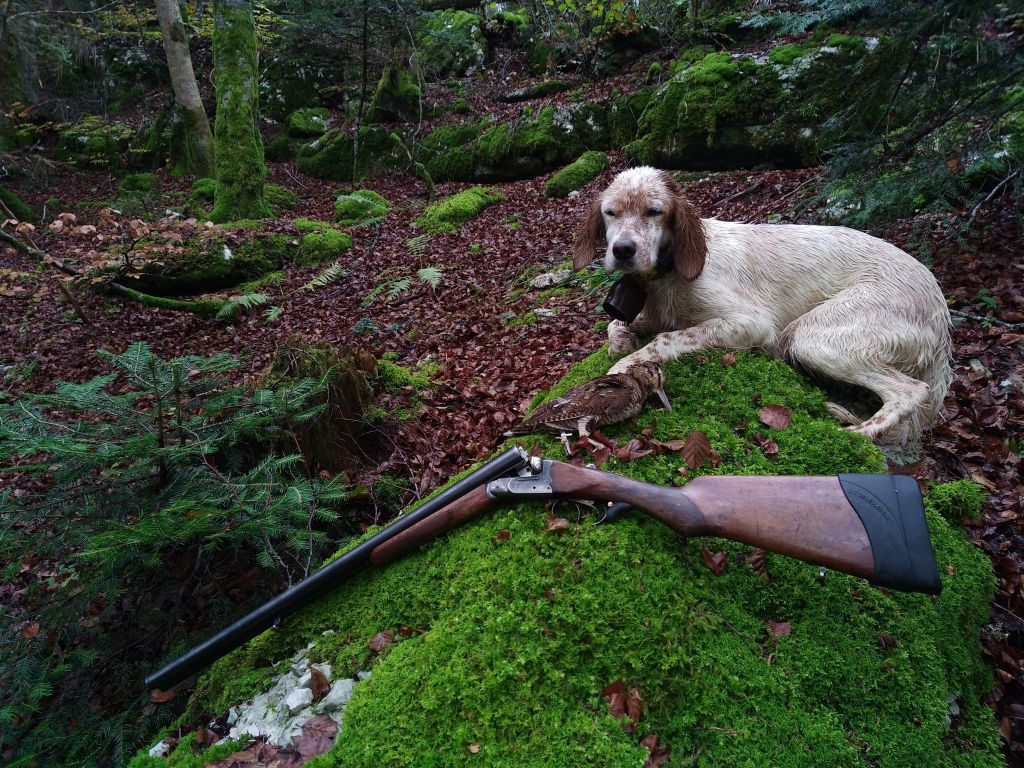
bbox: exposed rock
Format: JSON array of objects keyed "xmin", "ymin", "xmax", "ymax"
[
  {"xmin": 147, "ymin": 739, "xmax": 174, "ymax": 757},
  {"xmin": 285, "ymin": 687, "xmax": 314, "ymax": 714},
  {"xmin": 416, "ymin": 10, "xmax": 488, "ymax": 78},
  {"xmin": 529, "ymin": 269, "xmax": 573, "ymax": 289}
]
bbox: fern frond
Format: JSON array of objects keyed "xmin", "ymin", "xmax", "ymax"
[
  {"xmin": 416, "ymin": 266, "xmax": 443, "ymax": 288},
  {"xmin": 301, "ymin": 263, "xmax": 347, "ymax": 292},
  {"xmin": 215, "ymin": 293, "xmax": 271, "ymax": 320}
]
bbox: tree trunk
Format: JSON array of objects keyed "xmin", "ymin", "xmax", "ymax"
[
  {"xmin": 154, "ymin": 0, "xmax": 214, "ymax": 177},
  {"xmin": 210, "ymin": 0, "xmax": 270, "ymax": 222}
]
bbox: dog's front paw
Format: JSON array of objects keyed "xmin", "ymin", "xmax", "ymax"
[
  {"xmin": 607, "ymin": 320, "xmax": 640, "ymax": 356},
  {"xmin": 608, "ymin": 351, "xmax": 651, "ymax": 376}
]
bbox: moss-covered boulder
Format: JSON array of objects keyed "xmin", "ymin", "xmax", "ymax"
[
  {"xmin": 592, "ymin": 23, "xmax": 660, "ymax": 78},
  {"xmin": 335, "ymin": 189, "xmax": 390, "ymax": 226},
  {"xmin": 0, "ymin": 186, "xmax": 35, "ymax": 222},
  {"xmin": 265, "ymin": 183, "xmax": 299, "ymax": 212},
  {"xmin": 544, "ymin": 151, "xmax": 610, "ymax": 197},
  {"xmin": 287, "ymin": 107, "xmax": 333, "ymax": 138},
  {"xmin": 297, "ymin": 228, "xmax": 354, "ymax": 267},
  {"xmin": 421, "ymin": 103, "xmax": 609, "ymax": 182},
  {"xmin": 120, "ymin": 229, "xmax": 293, "ymax": 295},
  {"xmin": 416, "ymin": 10, "xmax": 488, "ymax": 78},
  {"xmin": 54, "ymin": 116, "xmax": 135, "ymax": 169},
  {"xmin": 297, "ymin": 126, "xmax": 401, "ymax": 182},
  {"xmin": 265, "ymin": 135, "xmax": 299, "ymax": 162},
  {"xmin": 368, "ymin": 67, "xmax": 421, "ymax": 123},
  {"xmin": 415, "ymin": 187, "xmax": 505, "ymax": 233},
  {"xmin": 151, "ymin": 349, "xmax": 999, "ymax": 767}
]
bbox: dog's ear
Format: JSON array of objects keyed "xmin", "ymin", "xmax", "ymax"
[
  {"xmin": 572, "ymin": 199, "xmax": 605, "ymax": 271},
  {"xmin": 665, "ymin": 173, "xmax": 707, "ymax": 281}
]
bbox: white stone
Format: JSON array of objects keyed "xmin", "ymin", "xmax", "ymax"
[
  {"xmin": 148, "ymin": 739, "xmax": 173, "ymax": 758},
  {"xmin": 285, "ymin": 687, "xmax": 314, "ymax": 714},
  {"xmin": 529, "ymin": 269, "xmax": 573, "ymax": 289},
  {"xmin": 317, "ymin": 678, "xmax": 356, "ymax": 713},
  {"xmin": 534, "ymin": 308, "xmax": 557, "ymax": 318}
]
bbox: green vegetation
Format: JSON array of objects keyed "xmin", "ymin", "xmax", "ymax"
[
  {"xmin": 369, "ymin": 67, "xmax": 421, "ymax": 122},
  {"xmin": 2, "ymin": 343, "xmax": 350, "ymax": 766},
  {"xmin": 297, "ymin": 229, "xmax": 354, "ymax": 267},
  {"xmin": 544, "ymin": 151, "xmax": 610, "ymax": 197},
  {"xmin": 287, "ymin": 107, "xmax": 332, "ymax": 138},
  {"xmin": 158, "ymin": 349, "xmax": 998, "ymax": 767},
  {"xmin": 416, "ymin": 10, "xmax": 487, "ymax": 78},
  {"xmin": 53, "ymin": 115, "xmax": 135, "ymax": 169},
  {"xmin": 927, "ymin": 479, "xmax": 987, "ymax": 523},
  {"xmin": 335, "ymin": 189, "xmax": 391, "ymax": 226},
  {"xmin": 415, "ymin": 187, "xmax": 506, "ymax": 233},
  {"xmin": 0, "ymin": 185, "xmax": 35, "ymax": 221},
  {"xmin": 265, "ymin": 183, "xmax": 299, "ymax": 211},
  {"xmin": 265, "ymin": 134, "xmax": 298, "ymax": 161},
  {"xmin": 296, "ymin": 126, "xmax": 399, "ymax": 182},
  {"xmin": 210, "ymin": 0, "xmax": 271, "ymax": 222}
]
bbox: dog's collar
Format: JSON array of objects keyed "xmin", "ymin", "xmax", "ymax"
[{"xmin": 633, "ymin": 244, "xmax": 674, "ymax": 282}]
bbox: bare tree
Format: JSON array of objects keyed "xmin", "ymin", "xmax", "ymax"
[{"xmin": 154, "ymin": 0, "xmax": 214, "ymax": 177}]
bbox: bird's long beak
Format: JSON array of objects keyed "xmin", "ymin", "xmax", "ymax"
[{"xmin": 654, "ymin": 387, "xmax": 672, "ymax": 411}]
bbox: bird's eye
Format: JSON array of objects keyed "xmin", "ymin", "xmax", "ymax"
[
  {"xmin": 604, "ymin": 210, "xmax": 616, "ymax": 217},
  {"xmin": 646, "ymin": 208, "xmax": 662, "ymax": 217}
]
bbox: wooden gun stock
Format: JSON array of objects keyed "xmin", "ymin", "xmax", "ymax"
[{"xmin": 372, "ymin": 460, "xmax": 941, "ymax": 595}]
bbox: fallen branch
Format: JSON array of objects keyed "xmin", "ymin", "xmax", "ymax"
[
  {"xmin": 950, "ymin": 308, "xmax": 1024, "ymax": 331},
  {"xmin": 966, "ymin": 169, "xmax": 1021, "ymax": 229},
  {"xmin": 0, "ymin": 228, "xmax": 226, "ymax": 317},
  {"xmin": 710, "ymin": 178, "xmax": 764, "ymax": 209}
]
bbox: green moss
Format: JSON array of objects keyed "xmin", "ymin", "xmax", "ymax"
[
  {"xmin": 646, "ymin": 60, "xmax": 663, "ymax": 84},
  {"xmin": 265, "ymin": 183, "xmax": 299, "ymax": 211},
  {"xmin": 418, "ymin": 120, "xmax": 489, "ymax": 181},
  {"xmin": 128, "ymin": 732, "xmax": 243, "ymax": 768},
  {"xmin": 167, "ymin": 348, "xmax": 999, "ymax": 768},
  {"xmin": 239, "ymin": 270, "xmax": 285, "ymax": 293},
  {"xmin": 210, "ymin": 0, "xmax": 271, "ymax": 223},
  {"xmin": 296, "ymin": 229, "xmax": 354, "ymax": 267},
  {"xmin": 190, "ymin": 177, "xmax": 216, "ymax": 203},
  {"xmin": 609, "ymin": 86, "xmax": 654, "ymax": 147},
  {"xmin": 293, "ymin": 217, "xmax": 334, "ymax": 232},
  {"xmin": 627, "ymin": 52, "xmax": 793, "ymax": 168},
  {"xmin": 287, "ymin": 107, "xmax": 332, "ymax": 138},
  {"xmin": 375, "ymin": 359, "xmax": 436, "ymax": 393},
  {"xmin": 769, "ymin": 43, "xmax": 809, "ymax": 66},
  {"xmin": 368, "ymin": 67, "xmax": 421, "ymax": 122},
  {"xmin": 416, "ymin": 10, "xmax": 488, "ymax": 78},
  {"xmin": 927, "ymin": 480, "xmax": 987, "ymax": 523},
  {"xmin": 0, "ymin": 186, "xmax": 35, "ymax": 222},
  {"xmin": 544, "ymin": 151, "xmax": 610, "ymax": 197},
  {"xmin": 119, "ymin": 172, "xmax": 158, "ymax": 193},
  {"xmin": 415, "ymin": 187, "xmax": 505, "ymax": 233},
  {"xmin": 825, "ymin": 33, "xmax": 865, "ymax": 50},
  {"xmin": 502, "ymin": 79, "xmax": 571, "ymax": 102},
  {"xmin": 265, "ymin": 135, "xmax": 298, "ymax": 162},
  {"xmin": 296, "ymin": 126, "xmax": 399, "ymax": 182},
  {"xmin": 335, "ymin": 189, "xmax": 390, "ymax": 226},
  {"xmin": 54, "ymin": 116, "xmax": 135, "ymax": 169}
]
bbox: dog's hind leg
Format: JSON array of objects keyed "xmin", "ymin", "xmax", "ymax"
[{"xmin": 825, "ymin": 402, "xmax": 863, "ymax": 426}]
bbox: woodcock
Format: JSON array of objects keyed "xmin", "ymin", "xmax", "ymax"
[{"xmin": 505, "ymin": 362, "xmax": 671, "ymax": 441}]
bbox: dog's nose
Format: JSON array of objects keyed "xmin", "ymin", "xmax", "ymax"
[{"xmin": 612, "ymin": 239, "xmax": 636, "ymax": 262}]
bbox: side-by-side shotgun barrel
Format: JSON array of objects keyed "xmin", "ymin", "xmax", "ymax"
[{"xmin": 144, "ymin": 446, "xmax": 531, "ymax": 692}]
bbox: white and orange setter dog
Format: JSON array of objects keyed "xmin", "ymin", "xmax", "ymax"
[{"xmin": 573, "ymin": 167, "xmax": 952, "ymax": 446}]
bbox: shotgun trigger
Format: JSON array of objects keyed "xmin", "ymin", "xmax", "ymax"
[
  {"xmin": 486, "ymin": 458, "xmax": 554, "ymax": 498},
  {"xmin": 595, "ymin": 501, "xmax": 634, "ymax": 525}
]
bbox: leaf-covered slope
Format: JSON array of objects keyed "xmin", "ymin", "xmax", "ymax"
[{"xmin": 155, "ymin": 350, "xmax": 1000, "ymax": 767}]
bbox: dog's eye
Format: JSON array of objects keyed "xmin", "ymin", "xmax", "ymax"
[
  {"xmin": 646, "ymin": 208, "xmax": 662, "ymax": 217},
  {"xmin": 604, "ymin": 210, "xmax": 616, "ymax": 217}
]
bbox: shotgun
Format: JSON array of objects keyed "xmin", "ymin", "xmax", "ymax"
[{"xmin": 145, "ymin": 446, "xmax": 940, "ymax": 691}]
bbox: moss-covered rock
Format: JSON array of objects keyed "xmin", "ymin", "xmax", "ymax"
[
  {"xmin": 335, "ymin": 189, "xmax": 390, "ymax": 226},
  {"xmin": 296, "ymin": 126, "xmax": 400, "ymax": 182},
  {"xmin": 368, "ymin": 67, "xmax": 421, "ymax": 123},
  {"xmin": 54, "ymin": 116, "xmax": 135, "ymax": 169},
  {"xmin": 499, "ymin": 79, "xmax": 572, "ymax": 103},
  {"xmin": 297, "ymin": 229, "xmax": 354, "ymax": 267},
  {"xmin": 0, "ymin": 186, "xmax": 35, "ymax": 222},
  {"xmin": 121, "ymin": 230, "xmax": 293, "ymax": 295},
  {"xmin": 609, "ymin": 86, "xmax": 655, "ymax": 148},
  {"xmin": 153, "ymin": 349, "xmax": 999, "ymax": 767},
  {"xmin": 416, "ymin": 10, "xmax": 488, "ymax": 78},
  {"xmin": 265, "ymin": 183, "xmax": 299, "ymax": 211},
  {"xmin": 420, "ymin": 103, "xmax": 609, "ymax": 182},
  {"xmin": 415, "ymin": 187, "xmax": 505, "ymax": 233},
  {"xmin": 592, "ymin": 23, "xmax": 660, "ymax": 78},
  {"xmin": 287, "ymin": 107, "xmax": 332, "ymax": 138},
  {"xmin": 544, "ymin": 151, "xmax": 610, "ymax": 197},
  {"xmin": 265, "ymin": 135, "xmax": 299, "ymax": 162}
]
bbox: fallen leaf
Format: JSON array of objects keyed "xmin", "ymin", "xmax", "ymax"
[
  {"xmin": 294, "ymin": 714, "xmax": 339, "ymax": 758},
  {"xmin": 615, "ymin": 438, "xmax": 652, "ymax": 462},
  {"xmin": 468, "ymin": 743, "xmax": 481, "ymax": 754},
  {"xmin": 640, "ymin": 733, "xmax": 670, "ymax": 767},
  {"xmin": 626, "ymin": 687, "xmax": 644, "ymax": 724},
  {"xmin": 877, "ymin": 632, "xmax": 898, "ymax": 650},
  {"xmin": 601, "ymin": 680, "xmax": 627, "ymax": 719},
  {"xmin": 682, "ymin": 431, "xmax": 711, "ymax": 470},
  {"xmin": 369, "ymin": 630, "xmax": 395, "ymax": 653},
  {"xmin": 150, "ymin": 688, "xmax": 176, "ymax": 703},
  {"xmin": 768, "ymin": 620, "xmax": 792, "ymax": 638},
  {"xmin": 746, "ymin": 548, "xmax": 768, "ymax": 579},
  {"xmin": 546, "ymin": 515, "xmax": 570, "ymax": 532},
  {"xmin": 310, "ymin": 665, "xmax": 330, "ymax": 703},
  {"xmin": 701, "ymin": 546, "xmax": 728, "ymax": 576},
  {"xmin": 721, "ymin": 352, "xmax": 737, "ymax": 366},
  {"xmin": 21, "ymin": 622, "xmax": 40, "ymax": 639},
  {"xmin": 759, "ymin": 405, "xmax": 792, "ymax": 430}
]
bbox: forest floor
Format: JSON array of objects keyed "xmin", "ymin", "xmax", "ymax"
[{"xmin": 2, "ymin": 152, "xmax": 1023, "ymax": 760}]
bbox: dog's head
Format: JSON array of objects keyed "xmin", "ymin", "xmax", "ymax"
[{"xmin": 572, "ymin": 167, "xmax": 706, "ymax": 281}]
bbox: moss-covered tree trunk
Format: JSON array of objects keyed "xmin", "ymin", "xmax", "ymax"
[
  {"xmin": 210, "ymin": 0, "xmax": 270, "ymax": 222},
  {"xmin": 155, "ymin": 0, "xmax": 214, "ymax": 177}
]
